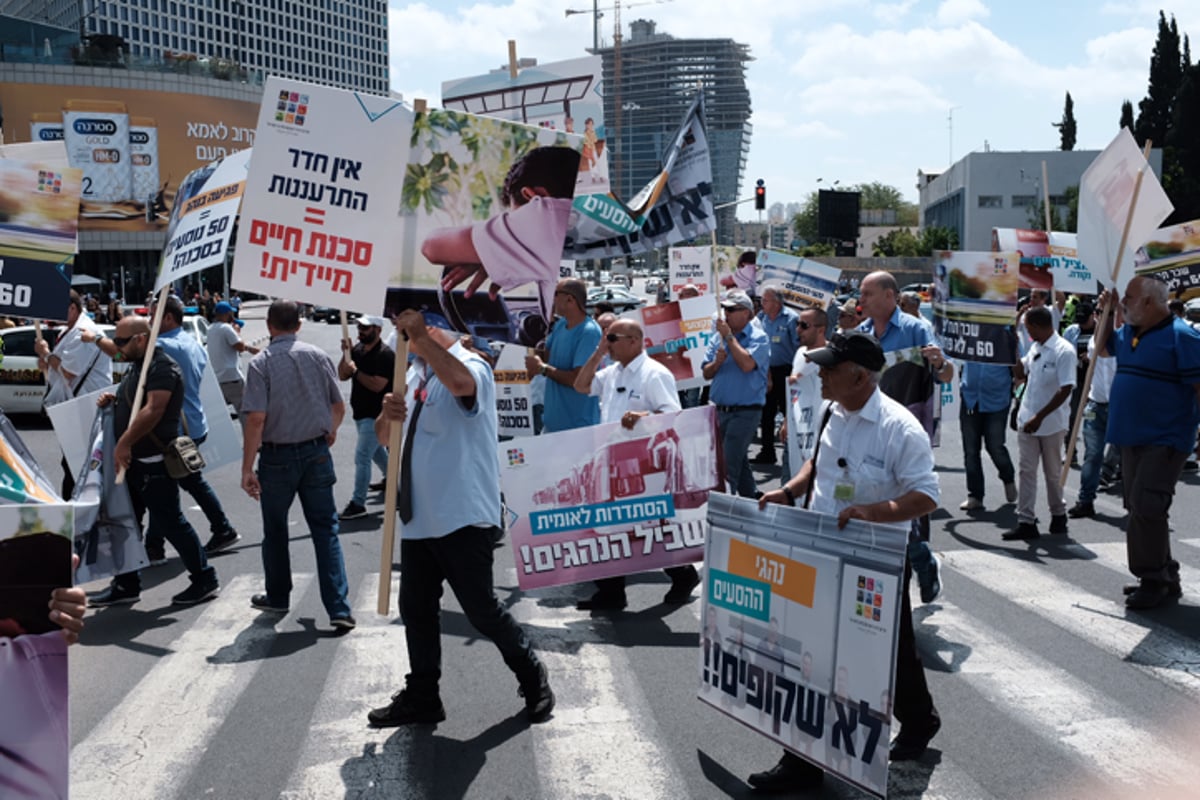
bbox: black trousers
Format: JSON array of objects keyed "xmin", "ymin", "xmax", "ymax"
[
  {"xmin": 759, "ymin": 364, "xmax": 791, "ymax": 451},
  {"xmin": 592, "ymin": 564, "xmax": 697, "ymax": 596}
]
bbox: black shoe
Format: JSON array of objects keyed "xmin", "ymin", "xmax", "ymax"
[
  {"xmin": 250, "ymin": 593, "xmax": 289, "ymax": 613},
  {"xmin": 1002, "ymin": 522, "xmax": 1039, "ymax": 541},
  {"xmin": 664, "ymin": 567, "xmax": 701, "ymax": 604},
  {"xmin": 576, "ymin": 591, "xmax": 627, "ymax": 611},
  {"xmin": 750, "ymin": 451, "xmax": 777, "ymax": 465},
  {"xmin": 367, "ymin": 689, "xmax": 446, "ymax": 727},
  {"xmin": 1125, "ymin": 583, "xmax": 1175, "ymax": 610},
  {"xmin": 369, "ymin": 479, "xmax": 386, "ymax": 491},
  {"xmin": 330, "ymin": 615, "xmax": 356, "ymax": 632},
  {"xmin": 204, "ymin": 528, "xmax": 241, "ymax": 555},
  {"xmin": 1048, "ymin": 514, "xmax": 1069, "ymax": 534},
  {"xmin": 1184, "ymin": 460, "xmax": 1198, "ymax": 472},
  {"xmin": 890, "ymin": 717, "xmax": 941, "ymax": 761},
  {"xmin": 519, "ymin": 662, "xmax": 555, "ymax": 723},
  {"xmin": 919, "ymin": 554, "xmax": 942, "ymax": 604},
  {"xmin": 145, "ymin": 541, "xmax": 167, "ymax": 566},
  {"xmin": 747, "ymin": 752, "xmax": 824, "ymax": 793},
  {"xmin": 88, "ymin": 582, "xmax": 141, "ymax": 607},
  {"xmin": 340, "ymin": 501, "xmax": 368, "ymax": 520},
  {"xmin": 1123, "ymin": 582, "xmax": 1182, "ymax": 599},
  {"xmin": 1067, "ymin": 502, "xmax": 1095, "ymax": 519},
  {"xmin": 173, "ymin": 576, "xmax": 220, "ymax": 606}
]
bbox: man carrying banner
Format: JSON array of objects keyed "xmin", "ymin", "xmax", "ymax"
[
  {"xmin": 702, "ymin": 290, "xmax": 770, "ymax": 498},
  {"xmin": 240, "ymin": 300, "xmax": 355, "ymax": 632},
  {"xmin": 87, "ymin": 316, "xmax": 220, "ymax": 608},
  {"xmin": 368, "ymin": 310, "xmax": 554, "ymax": 726},
  {"xmin": 750, "ymin": 331, "xmax": 941, "ymax": 792},
  {"xmin": 1097, "ymin": 278, "xmax": 1200, "ymax": 609},
  {"xmin": 337, "ymin": 315, "xmax": 394, "ymax": 520},
  {"xmin": 753, "ymin": 287, "xmax": 800, "ymax": 466},
  {"xmin": 570, "ymin": 318, "xmax": 699, "ymax": 610},
  {"xmin": 207, "ymin": 300, "xmax": 259, "ymax": 421},
  {"xmin": 525, "ymin": 279, "xmax": 601, "ymax": 433}
]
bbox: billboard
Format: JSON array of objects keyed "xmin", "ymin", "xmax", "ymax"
[{"xmin": 0, "ymin": 82, "xmax": 260, "ymax": 233}]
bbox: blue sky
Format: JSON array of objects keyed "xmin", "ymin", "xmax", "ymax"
[{"xmin": 387, "ymin": 0, "xmax": 1198, "ymax": 218}]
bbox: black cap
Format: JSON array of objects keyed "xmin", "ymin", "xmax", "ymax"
[{"xmin": 804, "ymin": 331, "xmax": 886, "ymax": 371}]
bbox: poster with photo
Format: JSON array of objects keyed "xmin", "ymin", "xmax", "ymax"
[
  {"xmin": 632, "ymin": 295, "xmax": 717, "ymax": 391},
  {"xmin": 757, "ymin": 250, "xmax": 841, "ymax": 310},
  {"xmin": 992, "ymin": 228, "xmax": 1054, "ymax": 295},
  {"xmin": 931, "ymin": 250, "xmax": 1020, "ymax": 365},
  {"xmin": 1132, "ymin": 218, "xmax": 1200, "ymax": 301}
]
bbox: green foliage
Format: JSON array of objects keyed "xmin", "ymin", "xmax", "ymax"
[
  {"xmin": 919, "ymin": 226, "xmax": 959, "ymax": 253},
  {"xmin": 1026, "ymin": 200, "xmax": 1064, "ymax": 232},
  {"xmin": 1134, "ymin": 11, "xmax": 1183, "ymax": 148},
  {"xmin": 798, "ymin": 242, "xmax": 835, "ymax": 258},
  {"xmin": 1055, "ymin": 92, "xmax": 1077, "ymax": 151},
  {"xmin": 872, "ymin": 228, "xmax": 921, "ymax": 257},
  {"xmin": 791, "ymin": 191, "xmax": 819, "ymax": 243},
  {"xmin": 1120, "ymin": 99, "xmax": 1135, "ymax": 131},
  {"xmin": 853, "ymin": 181, "xmax": 904, "ymax": 210}
]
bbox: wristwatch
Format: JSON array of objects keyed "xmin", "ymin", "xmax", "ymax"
[
  {"xmin": 782, "ymin": 486, "xmax": 796, "ymax": 506},
  {"xmin": 540, "ymin": 364, "xmax": 549, "ymax": 377}
]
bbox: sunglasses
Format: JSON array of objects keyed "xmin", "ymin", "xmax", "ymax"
[
  {"xmin": 112, "ymin": 334, "xmax": 139, "ymax": 347},
  {"xmin": 798, "ymin": 321, "xmax": 813, "ymax": 330},
  {"xmin": 606, "ymin": 333, "xmax": 636, "ymax": 343}
]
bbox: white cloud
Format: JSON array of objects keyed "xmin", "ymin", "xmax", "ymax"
[
  {"xmin": 798, "ymin": 76, "xmax": 950, "ymax": 115},
  {"xmin": 935, "ymin": 0, "xmax": 990, "ymax": 27},
  {"xmin": 873, "ymin": 0, "xmax": 918, "ymax": 24}
]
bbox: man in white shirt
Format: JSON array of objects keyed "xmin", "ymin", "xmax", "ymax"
[
  {"xmin": 571, "ymin": 318, "xmax": 699, "ymax": 610},
  {"xmin": 207, "ymin": 300, "xmax": 259, "ymax": 420},
  {"xmin": 1068, "ymin": 332, "xmax": 1117, "ymax": 518},
  {"xmin": 779, "ymin": 305, "xmax": 828, "ymax": 482},
  {"xmin": 1005, "ymin": 306, "xmax": 1076, "ymax": 540}
]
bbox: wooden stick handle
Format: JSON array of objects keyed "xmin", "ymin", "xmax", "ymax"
[{"xmin": 377, "ymin": 336, "xmax": 409, "ymax": 616}]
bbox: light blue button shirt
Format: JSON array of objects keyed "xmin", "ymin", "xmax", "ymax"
[{"xmin": 157, "ymin": 326, "xmax": 208, "ymax": 439}]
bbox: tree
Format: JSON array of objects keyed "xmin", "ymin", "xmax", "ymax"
[
  {"xmin": 1026, "ymin": 200, "xmax": 1064, "ymax": 232},
  {"xmin": 919, "ymin": 226, "xmax": 959, "ymax": 254},
  {"xmin": 872, "ymin": 228, "xmax": 921, "ymax": 257},
  {"xmin": 1165, "ymin": 62, "xmax": 1200, "ymax": 223},
  {"xmin": 1134, "ymin": 11, "xmax": 1183, "ymax": 147},
  {"xmin": 1120, "ymin": 99, "xmax": 1135, "ymax": 131},
  {"xmin": 850, "ymin": 181, "xmax": 919, "ymax": 226},
  {"xmin": 790, "ymin": 192, "xmax": 819, "ymax": 244},
  {"xmin": 1054, "ymin": 92, "xmax": 1077, "ymax": 150}
]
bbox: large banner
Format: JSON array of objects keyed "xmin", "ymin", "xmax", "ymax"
[
  {"xmin": 494, "ymin": 344, "xmax": 535, "ymax": 438},
  {"xmin": 701, "ymin": 494, "xmax": 906, "ymax": 798},
  {"xmin": 669, "ymin": 246, "xmax": 715, "ymax": 297},
  {"xmin": 931, "ymin": 251, "xmax": 1019, "ymax": 365},
  {"xmin": 1133, "ymin": 219, "xmax": 1200, "ymax": 300},
  {"xmin": 635, "ymin": 295, "xmax": 717, "ymax": 391},
  {"xmin": 564, "ymin": 95, "xmax": 714, "ymax": 260},
  {"xmin": 0, "ymin": 150, "xmax": 83, "ymax": 319},
  {"xmin": 500, "ymin": 406, "xmax": 721, "ymax": 590},
  {"xmin": 991, "ymin": 229, "xmax": 1099, "ymax": 296},
  {"xmin": 232, "ymin": 77, "xmax": 412, "ymax": 314},
  {"xmin": 156, "ymin": 148, "xmax": 251, "ymax": 292},
  {"xmin": 757, "ymin": 250, "xmax": 841, "ymax": 310},
  {"xmin": 0, "ymin": 81, "xmax": 260, "ymax": 232}
]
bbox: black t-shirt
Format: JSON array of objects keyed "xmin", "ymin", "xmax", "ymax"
[
  {"xmin": 114, "ymin": 346, "xmax": 185, "ymax": 459},
  {"xmin": 349, "ymin": 340, "xmax": 395, "ymax": 420}
]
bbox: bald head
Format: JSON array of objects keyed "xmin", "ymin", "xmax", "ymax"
[
  {"xmin": 116, "ymin": 315, "xmax": 150, "ymax": 337},
  {"xmin": 607, "ymin": 318, "xmax": 644, "ymax": 366},
  {"xmin": 859, "ymin": 271, "xmax": 899, "ymax": 323}
]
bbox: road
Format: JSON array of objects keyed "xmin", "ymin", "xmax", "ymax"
[{"xmin": 10, "ymin": 298, "xmax": 1199, "ymax": 799}]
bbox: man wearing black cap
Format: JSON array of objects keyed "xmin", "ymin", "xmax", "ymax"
[
  {"xmin": 702, "ymin": 289, "xmax": 770, "ymax": 498},
  {"xmin": 749, "ymin": 331, "xmax": 942, "ymax": 793},
  {"xmin": 337, "ymin": 315, "xmax": 394, "ymax": 520}
]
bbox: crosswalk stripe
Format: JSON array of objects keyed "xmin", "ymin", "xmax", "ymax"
[
  {"xmin": 913, "ymin": 595, "xmax": 1199, "ymax": 793},
  {"xmin": 943, "ymin": 550, "xmax": 1200, "ymax": 702},
  {"xmin": 505, "ymin": 569, "xmax": 687, "ymax": 800},
  {"xmin": 71, "ymin": 574, "xmax": 313, "ymax": 800},
  {"xmin": 1082, "ymin": 541, "xmax": 1200, "ymax": 594},
  {"xmin": 279, "ymin": 574, "xmax": 430, "ymax": 800},
  {"xmin": 1178, "ymin": 537, "xmax": 1200, "ymax": 551}
]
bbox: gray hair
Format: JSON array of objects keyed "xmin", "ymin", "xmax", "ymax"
[{"xmin": 900, "ymin": 291, "xmax": 921, "ymax": 306}]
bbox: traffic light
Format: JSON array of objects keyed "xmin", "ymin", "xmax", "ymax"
[{"xmin": 754, "ymin": 178, "xmax": 765, "ymax": 210}]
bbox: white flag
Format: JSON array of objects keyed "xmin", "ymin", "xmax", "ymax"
[{"xmin": 1076, "ymin": 127, "xmax": 1173, "ymax": 293}]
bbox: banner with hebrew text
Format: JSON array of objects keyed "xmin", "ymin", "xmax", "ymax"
[
  {"xmin": 628, "ymin": 295, "xmax": 716, "ymax": 391},
  {"xmin": 931, "ymin": 250, "xmax": 1019, "ymax": 365},
  {"xmin": 757, "ymin": 250, "xmax": 841, "ymax": 310},
  {"xmin": 1133, "ymin": 219, "xmax": 1200, "ymax": 301}
]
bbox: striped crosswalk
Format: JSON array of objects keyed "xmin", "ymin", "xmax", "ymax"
[{"xmin": 67, "ymin": 539, "xmax": 1200, "ymax": 800}]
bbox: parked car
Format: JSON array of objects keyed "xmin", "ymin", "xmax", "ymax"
[
  {"xmin": 644, "ymin": 277, "xmax": 664, "ymax": 296},
  {"xmin": 587, "ymin": 286, "xmax": 647, "ymax": 314},
  {"xmin": 309, "ymin": 306, "xmax": 362, "ymax": 325},
  {"xmin": 0, "ymin": 324, "xmax": 140, "ymax": 416},
  {"xmin": 901, "ymin": 283, "xmax": 932, "ymax": 303}
]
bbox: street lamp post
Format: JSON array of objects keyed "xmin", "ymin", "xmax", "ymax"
[{"xmin": 622, "ymin": 101, "xmax": 640, "ymax": 201}]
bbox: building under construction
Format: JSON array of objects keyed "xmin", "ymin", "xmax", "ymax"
[{"xmin": 596, "ymin": 19, "xmax": 752, "ymax": 251}]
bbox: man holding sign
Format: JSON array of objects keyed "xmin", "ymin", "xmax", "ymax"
[{"xmin": 749, "ymin": 331, "xmax": 941, "ymax": 792}]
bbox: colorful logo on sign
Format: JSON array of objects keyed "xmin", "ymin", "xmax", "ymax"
[
  {"xmin": 507, "ymin": 448, "xmax": 525, "ymax": 466},
  {"xmin": 275, "ymin": 90, "xmax": 310, "ymax": 126},
  {"xmin": 37, "ymin": 171, "xmax": 63, "ymax": 193},
  {"xmin": 853, "ymin": 572, "xmax": 885, "ymax": 620}
]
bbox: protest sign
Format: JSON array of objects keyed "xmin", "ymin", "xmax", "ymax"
[
  {"xmin": 931, "ymin": 251, "xmax": 1019, "ymax": 365},
  {"xmin": 564, "ymin": 94, "xmax": 714, "ymax": 261},
  {"xmin": 991, "ymin": 228, "xmax": 1054, "ymax": 295},
  {"xmin": 499, "ymin": 406, "xmax": 720, "ymax": 590},
  {"xmin": 232, "ymin": 77, "xmax": 412, "ymax": 313},
  {"xmin": 714, "ymin": 245, "xmax": 756, "ymax": 295},
  {"xmin": 1046, "ymin": 232, "xmax": 1100, "ymax": 295},
  {"xmin": 0, "ymin": 153, "xmax": 83, "ymax": 319},
  {"xmin": 785, "ymin": 364, "xmax": 823, "ymax": 474},
  {"xmin": 156, "ymin": 148, "xmax": 250, "ymax": 291},
  {"xmin": 669, "ymin": 246, "xmax": 715, "ymax": 296},
  {"xmin": 879, "ymin": 346, "xmax": 940, "ymax": 447},
  {"xmin": 634, "ymin": 295, "xmax": 716, "ymax": 391},
  {"xmin": 1132, "ymin": 219, "xmax": 1200, "ymax": 299},
  {"xmin": 1076, "ymin": 128, "xmax": 1173, "ymax": 293},
  {"xmin": 757, "ymin": 250, "xmax": 841, "ymax": 310},
  {"xmin": 494, "ymin": 344, "xmax": 535, "ymax": 438},
  {"xmin": 701, "ymin": 493, "xmax": 906, "ymax": 799}
]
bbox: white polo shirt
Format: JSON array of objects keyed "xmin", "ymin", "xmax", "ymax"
[
  {"xmin": 1086, "ymin": 335, "xmax": 1116, "ymax": 404},
  {"xmin": 809, "ymin": 388, "xmax": 940, "ymax": 525},
  {"xmin": 589, "ymin": 351, "xmax": 680, "ymax": 424},
  {"xmin": 1016, "ymin": 331, "xmax": 1076, "ymax": 435}
]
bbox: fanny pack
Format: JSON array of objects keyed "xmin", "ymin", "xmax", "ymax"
[{"xmin": 148, "ymin": 414, "xmax": 206, "ymax": 480}]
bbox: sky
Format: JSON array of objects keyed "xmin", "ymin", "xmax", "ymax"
[{"xmin": 386, "ymin": 0, "xmax": 1199, "ymax": 220}]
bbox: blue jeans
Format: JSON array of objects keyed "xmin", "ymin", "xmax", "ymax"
[
  {"xmin": 256, "ymin": 438, "xmax": 351, "ymax": 618},
  {"xmin": 144, "ymin": 434, "xmax": 232, "ymax": 550},
  {"xmin": 718, "ymin": 406, "xmax": 760, "ymax": 498},
  {"xmin": 351, "ymin": 417, "xmax": 389, "ymax": 505},
  {"xmin": 1079, "ymin": 400, "xmax": 1111, "ymax": 504},
  {"xmin": 118, "ymin": 460, "xmax": 214, "ymax": 592},
  {"xmin": 960, "ymin": 406, "xmax": 1015, "ymax": 501}
]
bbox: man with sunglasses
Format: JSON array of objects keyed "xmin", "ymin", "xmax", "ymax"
[
  {"xmin": 778, "ymin": 306, "xmax": 829, "ymax": 481},
  {"xmin": 87, "ymin": 316, "xmax": 220, "ymax": 608},
  {"xmin": 524, "ymin": 278, "xmax": 601, "ymax": 433},
  {"xmin": 569, "ymin": 319, "xmax": 699, "ymax": 610}
]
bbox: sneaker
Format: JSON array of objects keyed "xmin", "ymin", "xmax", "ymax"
[
  {"xmin": 576, "ymin": 591, "xmax": 627, "ymax": 611},
  {"xmin": 330, "ymin": 615, "xmax": 357, "ymax": 632},
  {"xmin": 519, "ymin": 662, "xmax": 555, "ymax": 723},
  {"xmin": 1002, "ymin": 522, "xmax": 1040, "ymax": 541},
  {"xmin": 1004, "ymin": 482, "xmax": 1018, "ymax": 503},
  {"xmin": 340, "ymin": 501, "xmax": 368, "ymax": 520},
  {"xmin": 750, "ymin": 450, "xmax": 777, "ymax": 465},
  {"xmin": 145, "ymin": 541, "xmax": 167, "ymax": 567},
  {"xmin": 173, "ymin": 576, "xmax": 220, "ymax": 606},
  {"xmin": 1123, "ymin": 582, "xmax": 1183, "ymax": 599},
  {"xmin": 664, "ymin": 566, "xmax": 701, "ymax": 604},
  {"xmin": 1048, "ymin": 514, "xmax": 1069, "ymax": 535},
  {"xmin": 367, "ymin": 689, "xmax": 446, "ymax": 727},
  {"xmin": 1067, "ymin": 501, "xmax": 1094, "ymax": 519},
  {"xmin": 204, "ymin": 528, "xmax": 241, "ymax": 555},
  {"xmin": 250, "ymin": 593, "xmax": 289, "ymax": 613},
  {"xmin": 748, "ymin": 752, "xmax": 824, "ymax": 792},
  {"xmin": 919, "ymin": 555, "xmax": 942, "ymax": 604},
  {"xmin": 88, "ymin": 582, "xmax": 140, "ymax": 607},
  {"xmin": 369, "ymin": 479, "xmax": 386, "ymax": 491},
  {"xmin": 959, "ymin": 497, "xmax": 983, "ymax": 511}
]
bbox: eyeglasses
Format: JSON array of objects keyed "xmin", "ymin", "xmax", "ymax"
[
  {"xmin": 112, "ymin": 334, "xmax": 138, "ymax": 347},
  {"xmin": 606, "ymin": 333, "xmax": 636, "ymax": 343},
  {"xmin": 798, "ymin": 321, "xmax": 812, "ymax": 330}
]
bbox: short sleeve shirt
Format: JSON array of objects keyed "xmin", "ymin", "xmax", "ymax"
[
  {"xmin": 157, "ymin": 327, "xmax": 208, "ymax": 439},
  {"xmin": 243, "ymin": 334, "xmax": 343, "ymax": 444},
  {"xmin": 349, "ymin": 341, "xmax": 395, "ymax": 420},
  {"xmin": 1107, "ymin": 317, "xmax": 1200, "ymax": 453},
  {"xmin": 114, "ymin": 347, "xmax": 184, "ymax": 460},
  {"xmin": 207, "ymin": 321, "xmax": 243, "ymax": 383},
  {"xmin": 704, "ymin": 320, "xmax": 770, "ymax": 406},
  {"xmin": 542, "ymin": 316, "xmax": 601, "ymax": 432},
  {"xmin": 591, "ymin": 352, "xmax": 681, "ymax": 424},
  {"xmin": 1016, "ymin": 332, "xmax": 1075, "ymax": 435},
  {"xmin": 758, "ymin": 306, "xmax": 801, "ymax": 367}
]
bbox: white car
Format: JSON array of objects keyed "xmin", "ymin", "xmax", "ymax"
[{"xmin": 0, "ymin": 324, "xmax": 140, "ymax": 416}]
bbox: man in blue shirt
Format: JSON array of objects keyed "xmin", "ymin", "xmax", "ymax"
[
  {"xmin": 703, "ymin": 290, "xmax": 770, "ymax": 497},
  {"xmin": 753, "ymin": 287, "xmax": 800, "ymax": 465},
  {"xmin": 958, "ymin": 362, "xmax": 1017, "ymax": 511},
  {"xmin": 525, "ymin": 279, "xmax": 601, "ymax": 433}
]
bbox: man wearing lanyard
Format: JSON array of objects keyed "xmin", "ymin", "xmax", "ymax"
[
  {"xmin": 749, "ymin": 331, "xmax": 941, "ymax": 792},
  {"xmin": 570, "ymin": 318, "xmax": 699, "ymax": 610},
  {"xmin": 753, "ymin": 287, "xmax": 800, "ymax": 466},
  {"xmin": 702, "ymin": 290, "xmax": 770, "ymax": 498}
]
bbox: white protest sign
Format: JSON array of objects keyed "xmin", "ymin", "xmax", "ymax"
[
  {"xmin": 669, "ymin": 245, "xmax": 715, "ymax": 296},
  {"xmin": 494, "ymin": 344, "xmax": 535, "ymax": 438}
]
